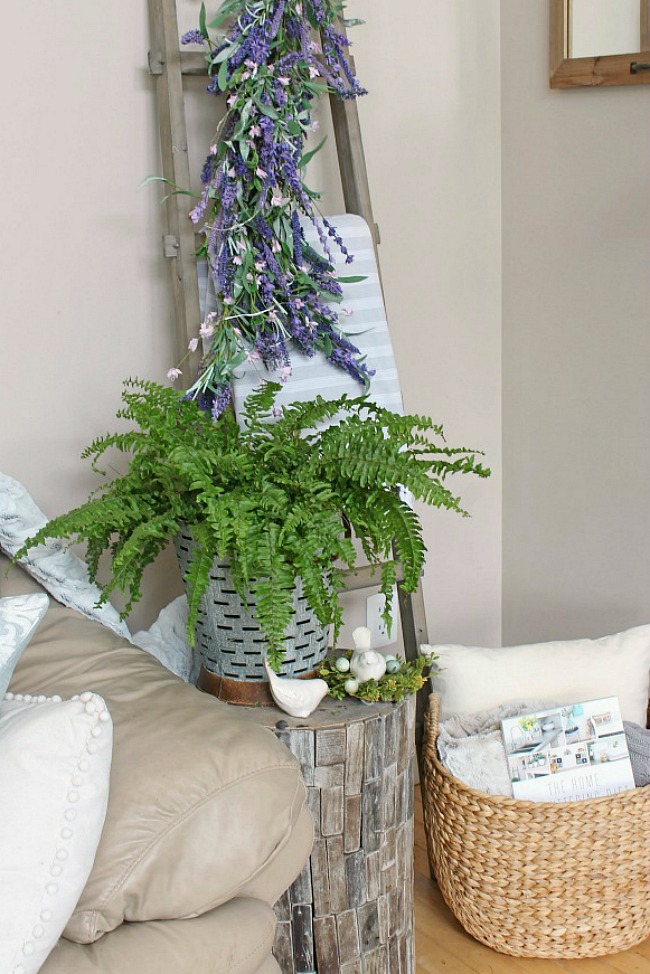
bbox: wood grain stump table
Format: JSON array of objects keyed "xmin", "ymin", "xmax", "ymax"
[{"xmin": 237, "ymin": 694, "xmax": 416, "ymax": 974}]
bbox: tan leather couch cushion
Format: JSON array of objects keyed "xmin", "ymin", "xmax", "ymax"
[
  {"xmin": 42, "ymin": 898, "xmax": 280, "ymax": 974},
  {"xmin": 2, "ymin": 556, "xmax": 309, "ymax": 944}
]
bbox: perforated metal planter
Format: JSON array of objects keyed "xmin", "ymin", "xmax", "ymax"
[{"xmin": 175, "ymin": 530, "xmax": 330, "ymax": 682}]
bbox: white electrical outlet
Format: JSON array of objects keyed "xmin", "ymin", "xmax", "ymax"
[{"xmin": 366, "ymin": 589, "xmax": 396, "ymax": 649}]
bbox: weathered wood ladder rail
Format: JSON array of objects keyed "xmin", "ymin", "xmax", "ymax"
[{"xmin": 147, "ymin": 0, "xmax": 431, "ymax": 767}]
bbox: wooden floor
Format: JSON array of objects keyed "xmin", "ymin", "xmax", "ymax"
[{"xmin": 413, "ymin": 786, "xmax": 650, "ymax": 974}]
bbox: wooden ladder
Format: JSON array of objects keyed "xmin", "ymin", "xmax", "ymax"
[{"xmin": 147, "ymin": 0, "xmax": 431, "ymax": 765}]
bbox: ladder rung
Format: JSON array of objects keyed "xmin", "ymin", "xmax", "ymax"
[
  {"xmin": 339, "ymin": 564, "xmax": 404, "ymax": 593},
  {"xmin": 149, "ymin": 50, "xmax": 208, "ymax": 76},
  {"xmin": 151, "ymin": 50, "xmax": 344, "ymax": 80}
]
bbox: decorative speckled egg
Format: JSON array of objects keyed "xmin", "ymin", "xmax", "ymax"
[
  {"xmin": 385, "ymin": 658, "xmax": 401, "ymax": 674},
  {"xmin": 344, "ymin": 678, "xmax": 359, "ymax": 695},
  {"xmin": 335, "ymin": 656, "xmax": 351, "ymax": 673}
]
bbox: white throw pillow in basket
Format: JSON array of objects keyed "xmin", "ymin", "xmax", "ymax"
[{"xmin": 426, "ymin": 624, "xmax": 650, "ymax": 725}]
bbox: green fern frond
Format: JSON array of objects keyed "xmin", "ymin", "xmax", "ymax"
[
  {"xmin": 249, "ymin": 523, "xmax": 295, "ymax": 668},
  {"xmin": 240, "ymin": 381, "xmax": 282, "ymax": 433},
  {"xmin": 181, "ymin": 522, "xmax": 214, "ymax": 645}
]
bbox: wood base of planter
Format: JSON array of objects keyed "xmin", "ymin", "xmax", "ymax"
[{"xmin": 197, "ymin": 664, "xmax": 321, "ymax": 706}]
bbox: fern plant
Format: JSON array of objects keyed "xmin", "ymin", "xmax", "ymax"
[{"xmin": 16, "ymin": 379, "xmax": 489, "ymax": 670}]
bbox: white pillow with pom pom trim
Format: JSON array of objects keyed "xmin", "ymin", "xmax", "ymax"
[{"xmin": 0, "ymin": 691, "xmax": 113, "ymax": 974}]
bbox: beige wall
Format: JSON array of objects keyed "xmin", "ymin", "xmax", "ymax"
[
  {"xmin": 501, "ymin": 0, "xmax": 650, "ymax": 642},
  {"xmin": 1, "ymin": 0, "xmax": 502, "ymax": 644},
  {"xmin": 1, "ymin": 0, "xmax": 183, "ymax": 626}
]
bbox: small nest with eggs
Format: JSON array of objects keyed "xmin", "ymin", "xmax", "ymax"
[{"xmin": 318, "ymin": 649, "xmax": 437, "ymax": 703}]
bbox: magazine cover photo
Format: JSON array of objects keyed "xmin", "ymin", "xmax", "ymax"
[{"xmin": 501, "ymin": 697, "xmax": 635, "ymax": 802}]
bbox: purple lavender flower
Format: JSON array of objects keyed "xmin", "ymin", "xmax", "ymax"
[
  {"xmin": 253, "ymin": 215, "xmax": 273, "ymax": 241},
  {"xmin": 197, "ymin": 389, "xmax": 215, "ymax": 414},
  {"xmin": 221, "ymin": 179, "xmax": 237, "ymax": 210},
  {"xmin": 181, "ymin": 29, "xmax": 205, "ymax": 45},
  {"xmin": 189, "ymin": 194, "xmax": 209, "ymax": 225},
  {"xmin": 211, "ymin": 384, "xmax": 232, "ymax": 419},
  {"xmin": 233, "ymin": 153, "xmax": 248, "ymax": 177},
  {"xmin": 307, "ymin": 0, "xmax": 327, "ymax": 25},
  {"xmin": 229, "ymin": 24, "xmax": 270, "ymax": 68},
  {"xmin": 259, "ymin": 115, "xmax": 274, "ymax": 138},
  {"xmin": 265, "ymin": 1, "xmax": 285, "ymax": 40},
  {"xmin": 285, "ymin": 15, "xmax": 302, "ymax": 40},
  {"xmin": 327, "ymin": 341, "xmax": 375, "ymax": 385},
  {"xmin": 200, "ymin": 156, "xmax": 218, "ymax": 185},
  {"xmin": 274, "ymin": 51, "xmax": 301, "ymax": 74},
  {"xmin": 183, "ymin": 0, "xmax": 370, "ymax": 415},
  {"xmin": 255, "ymin": 330, "xmax": 290, "ymax": 371},
  {"xmin": 273, "ymin": 81, "xmax": 288, "ymax": 108},
  {"xmin": 291, "ymin": 211, "xmax": 303, "ymax": 266}
]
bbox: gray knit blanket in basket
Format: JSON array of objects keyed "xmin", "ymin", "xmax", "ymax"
[
  {"xmin": 437, "ymin": 701, "xmax": 650, "ymax": 796},
  {"xmin": 624, "ymin": 721, "xmax": 650, "ymax": 786}
]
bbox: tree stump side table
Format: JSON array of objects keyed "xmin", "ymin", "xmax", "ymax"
[{"xmin": 237, "ymin": 695, "xmax": 416, "ymax": 974}]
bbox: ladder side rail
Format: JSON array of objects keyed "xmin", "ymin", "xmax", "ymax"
[
  {"xmin": 325, "ymin": 22, "xmax": 430, "ymax": 632},
  {"xmin": 148, "ymin": 2, "xmax": 432, "ymax": 684},
  {"xmin": 327, "ymin": 96, "xmax": 380, "ymax": 254},
  {"xmin": 149, "ymin": 0, "xmax": 202, "ymax": 385},
  {"xmin": 396, "ymin": 563, "xmax": 429, "ymax": 663},
  {"xmin": 323, "ymin": 23, "xmax": 381, "ymax": 267},
  {"xmin": 397, "ymin": 574, "xmax": 431, "ymax": 777}
]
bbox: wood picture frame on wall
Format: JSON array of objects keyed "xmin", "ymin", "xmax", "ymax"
[{"xmin": 550, "ymin": 0, "xmax": 650, "ymax": 88}]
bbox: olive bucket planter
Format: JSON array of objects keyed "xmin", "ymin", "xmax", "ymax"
[{"xmin": 175, "ymin": 530, "xmax": 330, "ymax": 705}]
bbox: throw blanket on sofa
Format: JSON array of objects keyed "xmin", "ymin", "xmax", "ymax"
[{"xmin": 0, "ymin": 473, "xmax": 194, "ymax": 681}]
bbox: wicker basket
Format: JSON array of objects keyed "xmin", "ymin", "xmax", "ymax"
[
  {"xmin": 175, "ymin": 530, "xmax": 329, "ymax": 681},
  {"xmin": 422, "ymin": 693, "xmax": 650, "ymax": 958}
]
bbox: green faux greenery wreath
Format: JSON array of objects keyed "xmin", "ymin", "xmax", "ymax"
[{"xmin": 319, "ymin": 651, "xmax": 436, "ymax": 703}]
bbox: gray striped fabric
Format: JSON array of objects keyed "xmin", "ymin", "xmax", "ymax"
[
  {"xmin": 196, "ymin": 214, "xmax": 404, "ymax": 417},
  {"xmin": 624, "ymin": 721, "xmax": 650, "ymax": 787}
]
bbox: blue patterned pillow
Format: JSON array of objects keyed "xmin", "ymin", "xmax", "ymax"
[{"xmin": 0, "ymin": 594, "xmax": 49, "ymax": 700}]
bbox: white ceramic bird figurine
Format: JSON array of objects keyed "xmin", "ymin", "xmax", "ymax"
[
  {"xmin": 263, "ymin": 660, "xmax": 329, "ymax": 719},
  {"xmin": 351, "ymin": 626, "xmax": 373, "ymax": 651},
  {"xmin": 349, "ymin": 627, "xmax": 387, "ymax": 683}
]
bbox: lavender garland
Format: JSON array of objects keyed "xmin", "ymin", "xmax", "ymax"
[{"xmin": 174, "ymin": 0, "xmax": 371, "ymax": 416}]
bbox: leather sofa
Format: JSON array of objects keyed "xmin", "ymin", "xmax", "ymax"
[{"xmin": 1, "ymin": 554, "xmax": 313, "ymax": 974}]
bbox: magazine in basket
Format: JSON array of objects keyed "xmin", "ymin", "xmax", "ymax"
[{"xmin": 501, "ymin": 697, "xmax": 635, "ymax": 802}]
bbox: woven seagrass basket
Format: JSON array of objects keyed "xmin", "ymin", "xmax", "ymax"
[
  {"xmin": 422, "ymin": 692, "xmax": 650, "ymax": 958},
  {"xmin": 175, "ymin": 530, "xmax": 329, "ymax": 682}
]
